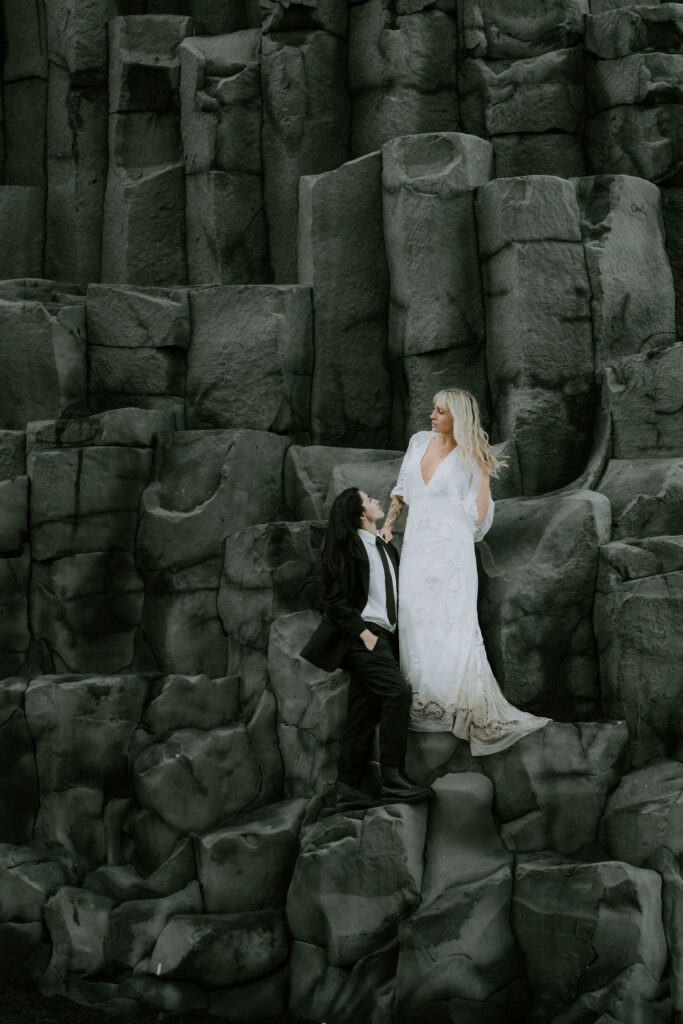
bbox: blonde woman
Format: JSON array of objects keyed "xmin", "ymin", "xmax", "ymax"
[{"xmin": 378, "ymin": 388, "xmax": 550, "ymax": 754}]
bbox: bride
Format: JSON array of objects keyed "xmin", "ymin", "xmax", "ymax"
[{"xmin": 378, "ymin": 388, "xmax": 550, "ymax": 755}]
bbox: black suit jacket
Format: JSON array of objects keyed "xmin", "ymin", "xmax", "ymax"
[{"xmin": 300, "ymin": 535, "xmax": 399, "ymax": 673}]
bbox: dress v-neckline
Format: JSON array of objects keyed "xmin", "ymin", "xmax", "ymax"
[{"xmin": 420, "ymin": 437, "xmax": 458, "ymax": 488}]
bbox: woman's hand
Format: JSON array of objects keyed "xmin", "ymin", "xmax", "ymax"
[
  {"xmin": 377, "ymin": 527, "xmax": 393, "ymax": 542},
  {"xmin": 360, "ymin": 628, "xmax": 378, "ymax": 651}
]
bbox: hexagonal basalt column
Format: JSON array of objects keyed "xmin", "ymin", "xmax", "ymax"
[
  {"xmin": 382, "ymin": 132, "xmax": 494, "ymax": 440},
  {"xmin": 86, "ymin": 284, "xmax": 190, "ymax": 412},
  {"xmin": 348, "ymin": 0, "xmax": 459, "ymax": 158},
  {"xmin": 102, "ymin": 16, "xmax": 195, "ymax": 285},
  {"xmin": 27, "ymin": 410, "xmax": 173, "ymax": 674},
  {"xmin": 261, "ymin": 22, "xmax": 350, "ymax": 282},
  {"xmin": 457, "ymin": 0, "xmax": 588, "ymax": 177},
  {"xmin": 180, "ymin": 30, "xmax": 268, "ymax": 285},
  {"xmin": 476, "ymin": 176, "xmax": 595, "ymax": 493},
  {"xmin": 576, "ymin": 174, "xmax": 676, "ymax": 369},
  {"xmin": 186, "ymin": 285, "xmax": 312, "ymax": 437},
  {"xmin": 299, "ymin": 152, "xmax": 392, "ymax": 447},
  {"xmin": 477, "ymin": 490, "xmax": 611, "ymax": 721},
  {"xmin": 585, "ymin": 5, "xmax": 683, "ymax": 184},
  {"xmin": 595, "ymin": 535, "xmax": 683, "ymax": 767},
  {"xmin": 137, "ymin": 428, "xmax": 288, "ymax": 676}
]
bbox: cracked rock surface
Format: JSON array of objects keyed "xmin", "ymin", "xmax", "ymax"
[{"xmin": 0, "ymin": 1, "xmax": 681, "ymax": 1021}]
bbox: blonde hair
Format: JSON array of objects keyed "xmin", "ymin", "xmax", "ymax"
[{"xmin": 433, "ymin": 388, "xmax": 505, "ymax": 477}]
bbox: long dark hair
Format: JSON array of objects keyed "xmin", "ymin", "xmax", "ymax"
[{"xmin": 322, "ymin": 487, "xmax": 364, "ymax": 584}]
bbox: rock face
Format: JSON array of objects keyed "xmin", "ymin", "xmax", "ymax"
[
  {"xmin": 477, "ymin": 490, "xmax": 611, "ymax": 721},
  {"xmin": 299, "ymin": 152, "xmax": 392, "ymax": 447},
  {"xmin": 348, "ymin": 1, "xmax": 459, "ymax": 157},
  {"xmin": 585, "ymin": 5, "xmax": 683, "ymax": 184},
  {"xmin": 513, "ymin": 856, "xmax": 668, "ymax": 1022},
  {"xmin": 476, "ymin": 176, "xmax": 595, "ymax": 493},
  {"xmin": 594, "ymin": 535, "xmax": 683, "ymax": 768},
  {"xmin": 186, "ymin": 285, "xmax": 313, "ymax": 436},
  {"xmin": 382, "ymin": 132, "xmax": 494, "ymax": 438},
  {"xmin": 101, "ymin": 16, "xmax": 194, "ymax": 285},
  {"xmin": 0, "ymin": 2, "xmax": 682, "ymax": 1022},
  {"xmin": 180, "ymin": 30, "xmax": 268, "ymax": 285}
]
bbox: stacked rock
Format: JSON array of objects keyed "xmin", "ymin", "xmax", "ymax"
[{"xmin": 0, "ymin": 1, "xmax": 681, "ymax": 1021}]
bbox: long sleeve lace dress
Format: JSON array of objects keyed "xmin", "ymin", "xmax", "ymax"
[{"xmin": 391, "ymin": 431, "xmax": 550, "ymax": 755}]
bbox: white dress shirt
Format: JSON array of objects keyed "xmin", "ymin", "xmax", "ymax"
[{"xmin": 357, "ymin": 529, "xmax": 397, "ymax": 633}]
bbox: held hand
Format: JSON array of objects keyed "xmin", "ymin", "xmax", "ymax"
[
  {"xmin": 360, "ymin": 629, "xmax": 378, "ymax": 651},
  {"xmin": 377, "ymin": 527, "xmax": 393, "ymax": 543}
]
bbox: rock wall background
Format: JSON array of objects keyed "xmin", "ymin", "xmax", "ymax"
[{"xmin": 0, "ymin": 0, "xmax": 682, "ymax": 1021}]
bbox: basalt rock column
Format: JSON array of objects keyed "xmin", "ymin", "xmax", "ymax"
[
  {"xmin": 0, "ymin": 190, "xmax": 45, "ymax": 278},
  {"xmin": 662, "ymin": 188, "xmax": 683, "ymax": 342},
  {"xmin": 136, "ymin": 428, "xmax": 288, "ymax": 676},
  {"xmin": 186, "ymin": 0, "xmax": 251, "ymax": 33},
  {"xmin": 382, "ymin": 132, "xmax": 494, "ymax": 442},
  {"xmin": 185, "ymin": 285, "xmax": 313, "ymax": 436},
  {"xmin": 594, "ymin": 535, "xmax": 683, "ymax": 768},
  {"xmin": 45, "ymin": 0, "xmax": 116, "ymax": 283},
  {"xmin": 0, "ymin": 436, "xmax": 30, "ymax": 678},
  {"xmin": 0, "ymin": 283, "xmax": 87, "ymax": 431},
  {"xmin": 476, "ymin": 175, "xmax": 595, "ymax": 493},
  {"xmin": 86, "ymin": 284, "xmax": 190, "ymax": 412},
  {"xmin": 513, "ymin": 856, "xmax": 668, "ymax": 1021},
  {"xmin": 299, "ymin": 153, "xmax": 392, "ymax": 446},
  {"xmin": 477, "ymin": 490, "xmax": 611, "ymax": 721},
  {"xmin": 585, "ymin": 5, "xmax": 683, "ymax": 184},
  {"xmin": 457, "ymin": 0, "xmax": 587, "ymax": 177},
  {"xmin": 2, "ymin": 0, "xmax": 48, "ymax": 188},
  {"xmin": 26, "ymin": 411, "xmax": 171, "ymax": 674},
  {"xmin": 101, "ymin": 16, "xmax": 194, "ymax": 285},
  {"xmin": 180, "ymin": 31, "xmax": 268, "ymax": 284},
  {"xmin": 575, "ymin": 174, "xmax": 676, "ymax": 369},
  {"xmin": 348, "ymin": 0, "xmax": 459, "ymax": 158},
  {"xmin": 261, "ymin": 5, "xmax": 350, "ymax": 282}
]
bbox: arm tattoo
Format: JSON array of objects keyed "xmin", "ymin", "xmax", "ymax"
[{"xmin": 383, "ymin": 496, "xmax": 405, "ymax": 531}]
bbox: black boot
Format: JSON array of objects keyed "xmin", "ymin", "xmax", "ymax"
[
  {"xmin": 336, "ymin": 780, "xmax": 374, "ymax": 813},
  {"xmin": 380, "ymin": 766, "xmax": 434, "ymax": 805}
]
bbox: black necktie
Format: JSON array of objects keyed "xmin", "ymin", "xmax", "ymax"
[{"xmin": 376, "ymin": 541, "xmax": 397, "ymax": 626}]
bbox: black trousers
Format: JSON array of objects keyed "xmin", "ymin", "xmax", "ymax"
[{"xmin": 337, "ymin": 622, "xmax": 412, "ymax": 788}]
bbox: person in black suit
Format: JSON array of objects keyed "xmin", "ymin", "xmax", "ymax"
[{"xmin": 301, "ymin": 486, "xmax": 434, "ymax": 812}]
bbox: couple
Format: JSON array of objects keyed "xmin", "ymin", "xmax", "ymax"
[{"xmin": 302, "ymin": 388, "xmax": 550, "ymax": 812}]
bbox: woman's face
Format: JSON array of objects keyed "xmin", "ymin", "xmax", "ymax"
[{"xmin": 430, "ymin": 401, "xmax": 453, "ymax": 436}]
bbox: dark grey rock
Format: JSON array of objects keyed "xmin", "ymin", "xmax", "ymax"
[
  {"xmin": 598, "ymin": 458, "xmax": 683, "ymax": 539},
  {"xmin": 186, "ymin": 285, "xmax": 313, "ymax": 435},
  {"xmin": 477, "ymin": 490, "xmax": 611, "ymax": 720},
  {"xmin": 150, "ymin": 909, "xmax": 288, "ymax": 986},
  {"xmin": 513, "ymin": 855, "xmax": 667, "ymax": 1022},
  {"xmin": 287, "ymin": 802, "xmax": 427, "ymax": 965},
  {"xmin": 576, "ymin": 175, "xmax": 676, "ymax": 368},
  {"xmin": 595, "ymin": 535, "xmax": 683, "ymax": 767},
  {"xmin": 196, "ymin": 798, "xmax": 307, "ymax": 913},
  {"xmin": 262, "ymin": 29, "xmax": 350, "ymax": 282},
  {"xmin": 601, "ymin": 760, "xmax": 683, "ymax": 867},
  {"xmin": 349, "ymin": 2, "xmax": 459, "ymax": 156},
  {"xmin": 476, "ymin": 176, "xmax": 595, "ymax": 493},
  {"xmin": 481, "ymin": 721, "xmax": 629, "ymax": 855},
  {"xmin": 268, "ymin": 610, "xmax": 349, "ymax": 796},
  {"xmin": 299, "ymin": 152, "xmax": 392, "ymax": 446},
  {"xmin": 0, "ymin": 292, "xmax": 86, "ymax": 431}
]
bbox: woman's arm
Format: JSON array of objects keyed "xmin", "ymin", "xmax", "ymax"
[{"xmin": 378, "ymin": 495, "xmax": 405, "ymax": 542}]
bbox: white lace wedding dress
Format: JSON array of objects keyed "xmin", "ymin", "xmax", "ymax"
[{"xmin": 392, "ymin": 431, "xmax": 550, "ymax": 755}]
